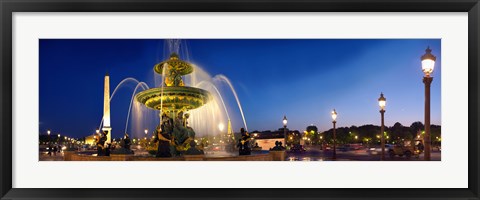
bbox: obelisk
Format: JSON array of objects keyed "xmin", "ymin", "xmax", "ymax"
[{"xmin": 102, "ymin": 72, "xmax": 112, "ymax": 144}]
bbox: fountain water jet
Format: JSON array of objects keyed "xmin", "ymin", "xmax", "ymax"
[
  {"xmin": 124, "ymin": 82, "xmax": 150, "ymax": 135},
  {"xmin": 196, "ymin": 81, "xmax": 231, "ymax": 121},
  {"xmin": 111, "ymin": 78, "xmax": 148, "ymax": 100},
  {"xmin": 213, "ymin": 74, "xmax": 249, "ymax": 131}
]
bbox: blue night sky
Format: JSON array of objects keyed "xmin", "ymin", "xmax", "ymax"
[{"xmin": 39, "ymin": 39, "xmax": 441, "ymax": 138}]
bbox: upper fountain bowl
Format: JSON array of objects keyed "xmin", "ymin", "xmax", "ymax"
[
  {"xmin": 138, "ymin": 52, "xmax": 211, "ymax": 113},
  {"xmin": 154, "ymin": 53, "xmax": 193, "ymax": 76}
]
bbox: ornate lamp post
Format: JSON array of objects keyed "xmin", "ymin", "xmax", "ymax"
[
  {"xmin": 421, "ymin": 47, "xmax": 436, "ymax": 161},
  {"xmin": 331, "ymin": 109, "xmax": 337, "ymax": 160},
  {"xmin": 378, "ymin": 93, "xmax": 386, "ymax": 160},
  {"xmin": 283, "ymin": 115, "xmax": 288, "ymax": 148}
]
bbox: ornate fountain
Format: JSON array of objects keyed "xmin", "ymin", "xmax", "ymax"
[{"xmin": 135, "ymin": 53, "xmax": 211, "ymax": 155}]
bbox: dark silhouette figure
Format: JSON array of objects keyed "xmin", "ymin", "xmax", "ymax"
[
  {"xmin": 185, "ymin": 140, "xmax": 204, "ymax": 155},
  {"xmin": 238, "ymin": 128, "xmax": 251, "ymax": 155},
  {"xmin": 47, "ymin": 143, "xmax": 52, "ymax": 156},
  {"xmin": 270, "ymin": 141, "xmax": 285, "ymax": 151},
  {"xmin": 278, "ymin": 142, "xmax": 285, "ymax": 150},
  {"xmin": 53, "ymin": 145, "xmax": 57, "ymax": 156},
  {"xmin": 105, "ymin": 143, "xmax": 111, "ymax": 156},
  {"xmin": 96, "ymin": 131, "xmax": 108, "ymax": 156},
  {"xmin": 237, "ymin": 139, "xmax": 244, "ymax": 151},
  {"xmin": 123, "ymin": 133, "xmax": 131, "ymax": 150},
  {"xmin": 96, "ymin": 136, "xmax": 103, "ymax": 156},
  {"xmin": 154, "ymin": 125, "xmax": 173, "ymax": 157}
]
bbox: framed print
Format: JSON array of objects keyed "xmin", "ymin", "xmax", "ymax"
[{"xmin": 1, "ymin": 0, "xmax": 479, "ymax": 200}]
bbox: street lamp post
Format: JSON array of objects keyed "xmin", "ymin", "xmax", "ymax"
[
  {"xmin": 47, "ymin": 130, "xmax": 51, "ymax": 143},
  {"xmin": 331, "ymin": 109, "xmax": 337, "ymax": 160},
  {"xmin": 421, "ymin": 47, "xmax": 436, "ymax": 161},
  {"xmin": 378, "ymin": 93, "xmax": 386, "ymax": 160},
  {"xmin": 145, "ymin": 128, "xmax": 148, "ymax": 140},
  {"xmin": 283, "ymin": 115, "xmax": 288, "ymax": 149},
  {"xmin": 144, "ymin": 129, "xmax": 149, "ymax": 147}
]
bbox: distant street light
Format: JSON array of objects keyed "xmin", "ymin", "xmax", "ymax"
[
  {"xmin": 331, "ymin": 109, "xmax": 337, "ymax": 160},
  {"xmin": 47, "ymin": 130, "xmax": 51, "ymax": 143},
  {"xmin": 218, "ymin": 123, "xmax": 225, "ymax": 132},
  {"xmin": 421, "ymin": 46, "xmax": 436, "ymax": 161},
  {"xmin": 283, "ymin": 115, "xmax": 288, "ymax": 148},
  {"xmin": 144, "ymin": 129, "xmax": 148, "ymax": 143},
  {"xmin": 96, "ymin": 129, "xmax": 100, "ymax": 134},
  {"xmin": 378, "ymin": 92, "xmax": 386, "ymax": 160}
]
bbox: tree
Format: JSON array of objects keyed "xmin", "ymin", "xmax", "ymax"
[
  {"xmin": 306, "ymin": 125, "xmax": 319, "ymax": 144},
  {"xmin": 431, "ymin": 125, "xmax": 442, "ymax": 146},
  {"xmin": 410, "ymin": 121, "xmax": 424, "ymax": 133},
  {"xmin": 410, "ymin": 121, "xmax": 424, "ymax": 139},
  {"xmin": 392, "ymin": 122, "xmax": 403, "ymax": 130},
  {"xmin": 390, "ymin": 122, "xmax": 405, "ymax": 143}
]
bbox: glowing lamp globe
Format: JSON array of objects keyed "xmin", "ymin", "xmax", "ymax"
[
  {"xmin": 421, "ymin": 47, "xmax": 436, "ymax": 77},
  {"xmin": 331, "ymin": 109, "xmax": 337, "ymax": 122},
  {"xmin": 378, "ymin": 92, "xmax": 386, "ymax": 111}
]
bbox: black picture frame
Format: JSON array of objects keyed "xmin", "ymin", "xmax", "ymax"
[{"xmin": 1, "ymin": 0, "xmax": 479, "ymax": 199}]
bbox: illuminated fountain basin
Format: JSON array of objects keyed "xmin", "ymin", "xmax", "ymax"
[
  {"xmin": 135, "ymin": 53, "xmax": 212, "ymax": 117},
  {"xmin": 135, "ymin": 86, "xmax": 210, "ymax": 112}
]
